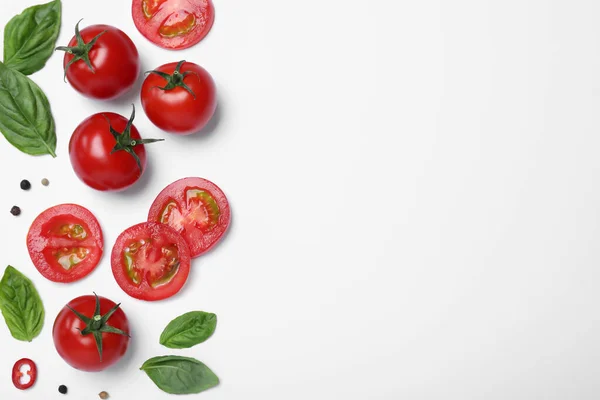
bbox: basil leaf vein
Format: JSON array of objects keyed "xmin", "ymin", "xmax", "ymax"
[
  {"xmin": 141, "ymin": 356, "xmax": 219, "ymax": 394},
  {"xmin": 3, "ymin": 0, "xmax": 62, "ymax": 75},
  {"xmin": 0, "ymin": 61, "xmax": 57, "ymax": 156},
  {"xmin": 0, "ymin": 266, "xmax": 45, "ymax": 342},
  {"xmin": 160, "ymin": 311, "xmax": 217, "ymax": 349}
]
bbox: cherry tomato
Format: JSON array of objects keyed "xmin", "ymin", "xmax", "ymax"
[
  {"xmin": 69, "ymin": 105, "xmax": 163, "ymax": 192},
  {"xmin": 27, "ymin": 204, "xmax": 103, "ymax": 283},
  {"xmin": 141, "ymin": 60, "xmax": 217, "ymax": 135},
  {"xmin": 132, "ymin": 0, "xmax": 215, "ymax": 50},
  {"xmin": 12, "ymin": 359, "xmax": 37, "ymax": 390},
  {"xmin": 148, "ymin": 178, "xmax": 230, "ymax": 258},
  {"xmin": 112, "ymin": 222, "xmax": 191, "ymax": 301},
  {"xmin": 57, "ymin": 21, "xmax": 140, "ymax": 100},
  {"xmin": 53, "ymin": 294, "xmax": 130, "ymax": 372}
]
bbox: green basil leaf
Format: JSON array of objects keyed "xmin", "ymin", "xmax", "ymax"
[
  {"xmin": 160, "ymin": 311, "xmax": 217, "ymax": 349},
  {"xmin": 141, "ymin": 356, "xmax": 219, "ymax": 394},
  {"xmin": 0, "ymin": 61, "xmax": 57, "ymax": 156},
  {"xmin": 0, "ymin": 266, "xmax": 45, "ymax": 342},
  {"xmin": 3, "ymin": 0, "xmax": 62, "ymax": 75}
]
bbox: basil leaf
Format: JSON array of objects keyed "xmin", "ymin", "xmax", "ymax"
[
  {"xmin": 3, "ymin": 0, "xmax": 62, "ymax": 76},
  {"xmin": 0, "ymin": 266, "xmax": 45, "ymax": 342},
  {"xmin": 0, "ymin": 62, "xmax": 57, "ymax": 156},
  {"xmin": 160, "ymin": 311, "xmax": 217, "ymax": 349},
  {"xmin": 141, "ymin": 356, "xmax": 219, "ymax": 394}
]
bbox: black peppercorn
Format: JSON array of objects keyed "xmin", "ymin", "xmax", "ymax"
[
  {"xmin": 58, "ymin": 385, "xmax": 67, "ymax": 394},
  {"xmin": 10, "ymin": 206, "xmax": 21, "ymax": 216},
  {"xmin": 20, "ymin": 180, "xmax": 31, "ymax": 190}
]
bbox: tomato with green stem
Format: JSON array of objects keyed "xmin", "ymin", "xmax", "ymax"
[
  {"xmin": 141, "ymin": 60, "xmax": 217, "ymax": 135},
  {"xmin": 27, "ymin": 204, "xmax": 103, "ymax": 283},
  {"xmin": 56, "ymin": 21, "xmax": 140, "ymax": 100},
  {"xmin": 53, "ymin": 294, "xmax": 130, "ymax": 372},
  {"xmin": 69, "ymin": 105, "xmax": 163, "ymax": 192},
  {"xmin": 132, "ymin": 0, "xmax": 215, "ymax": 50},
  {"xmin": 112, "ymin": 222, "xmax": 191, "ymax": 301},
  {"xmin": 148, "ymin": 177, "xmax": 230, "ymax": 258}
]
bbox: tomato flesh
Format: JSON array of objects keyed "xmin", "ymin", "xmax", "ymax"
[
  {"xmin": 112, "ymin": 222, "xmax": 191, "ymax": 301},
  {"xmin": 133, "ymin": 0, "xmax": 215, "ymax": 50},
  {"xmin": 160, "ymin": 189, "xmax": 220, "ymax": 232},
  {"xmin": 27, "ymin": 204, "xmax": 103, "ymax": 283},
  {"xmin": 123, "ymin": 237, "xmax": 181, "ymax": 287},
  {"xmin": 12, "ymin": 359, "xmax": 37, "ymax": 390},
  {"xmin": 143, "ymin": 0, "xmax": 168, "ymax": 18},
  {"xmin": 148, "ymin": 178, "xmax": 230, "ymax": 258}
]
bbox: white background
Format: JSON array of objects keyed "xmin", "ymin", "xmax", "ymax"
[{"xmin": 1, "ymin": 0, "xmax": 600, "ymax": 398}]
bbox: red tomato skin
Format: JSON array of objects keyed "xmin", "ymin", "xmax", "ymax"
[
  {"xmin": 141, "ymin": 62, "xmax": 216, "ymax": 135},
  {"xmin": 148, "ymin": 177, "xmax": 231, "ymax": 257},
  {"xmin": 111, "ymin": 222, "xmax": 192, "ymax": 301},
  {"xmin": 63, "ymin": 25, "xmax": 140, "ymax": 100},
  {"xmin": 132, "ymin": 0, "xmax": 215, "ymax": 50},
  {"xmin": 53, "ymin": 295, "xmax": 130, "ymax": 372},
  {"xmin": 27, "ymin": 204, "xmax": 103, "ymax": 283},
  {"xmin": 69, "ymin": 112, "xmax": 147, "ymax": 192}
]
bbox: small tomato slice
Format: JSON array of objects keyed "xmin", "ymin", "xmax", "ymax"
[
  {"xmin": 148, "ymin": 177, "xmax": 230, "ymax": 258},
  {"xmin": 111, "ymin": 222, "xmax": 191, "ymax": 301},
  {"xmin": 132, "ymin": 0, "xmax": 215, "ymax": 50},
  {"xmin": 27, "ymin": 204, "xmax": 103, "ymax": 283},
  {"xmin": 12, "ymin": 359, "xmax": 37, "ymax": 390}
]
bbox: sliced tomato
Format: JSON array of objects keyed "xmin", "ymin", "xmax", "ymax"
[
  {"xmin": 27, "ymin": 204, "xmax": 103, "ymax": 283},
  {"xmin": 132, "ymin": 0, "xmax": 215, "ymax": 50},
  {"xmin": 148, "ymin": 177, "xmax": 230, "ymax": 258},
  {"xmin": 111, "ymin": 222, "xmax": 191, "ymax": 301}
]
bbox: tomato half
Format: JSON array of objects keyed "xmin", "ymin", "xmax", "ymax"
[
  {"xmin": 57, "ymin": 22, "xmax": 140, "ymax": 100},
  {"xmin": 53, "ymin": 294, "xmax": 130, "ymax": 372},
  {"xmin": 112, "ymin": 222, "xmax": 191, "ymax": 301},
  {"xmin": 27, "ymin": 204, "xmax": 103, "ymax": 283},
  {"xmin": 12, "ymin": 359, "xmax": 37, "ymax": 390},
  {"xmin": 69, "ymin": 106, "xmax": 162, "ymax": 192},
  {"xmin": 148, "ymin": 178, "xmax": 230, "ymax": 258},
  {"xmin": 132, "ymin": 0, "xmax": 215, "ymax": 50},
  {"xmin": 141, "ymin": 60, "xmax": 217, "ymax": 135}
]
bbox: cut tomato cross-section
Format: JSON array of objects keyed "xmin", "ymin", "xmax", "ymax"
[
  {"xmin": 111, "ymin": 222, "xmax": 191, "ymax": 301},
  {"xmin": 132, "ymin": 0, "xmax": 215, "ymax": 50},
  {"xmin": 148, "ymin": 177, "xmax": 230, "ymax": 258},
  {"xmin": 27, "ymin": 204, "xmax": 103, "ymax": 283}
]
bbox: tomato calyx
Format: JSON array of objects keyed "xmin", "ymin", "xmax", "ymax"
[
  {"xmin": 103, "ymin": 104, "xmax": 164, "ymax": 172},
  {"xmin": 66, "ymin": 293, "xmax": 130, "ymax": 361},
  {"xmin": 56, "ymin": 20, "xmax": 107, "ymax": 81},
  {"xmin": 146, "ymin": 60, "xmax": 199, "ymax": 99}
]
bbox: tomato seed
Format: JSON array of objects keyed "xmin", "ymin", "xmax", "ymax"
[
  {"xmin": 58, "ymin": 385, "xmax": 67, "ymax": 394},
  {"xmin": 41, "ymin": 178, "xmax": 50, "ymax": 186},
  {"xmin": 20, "ymin": 180, "xmax": 31, "ymax": 190},
  {"xmin": 99, "ymin": 391, "xmax": 109, "ymax": 399},
  {"xmin": 10, "ymin": 206, "xmax": 21, "ymax": 216}
]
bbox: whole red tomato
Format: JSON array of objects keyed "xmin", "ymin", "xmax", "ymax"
[
  {"xmin": 69, "ymin": 105, "xmax": 162, "ymax": 192},
  {"xmin": 57, "ymin": 21, "xmax": 140, "ymax": 100},
  {"xmin": 141, "ymin": 60, "xmax": 217, "ymax": 135},
  {"xmin": 53, "ymin": 294, "xmax": 130, "ymax": 372}
]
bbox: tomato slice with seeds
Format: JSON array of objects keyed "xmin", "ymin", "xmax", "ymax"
[
  {"xmin": 148, "ymin": 177, "xmax": 230, "ymax": 258},
  {"xmin": 111, "ymin": 222, "xmax": 191, "ymax": 301},
  {"xmin": 27, "ymin": 204, "xmax": 103, "ymax": 283},
  {"xmin": 132, "ymin": 0, "xmax": 215, "ymax": 50},
  {"xmin": 12, "ymin": 358, "xmax": 37, "ymax": 390}
]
